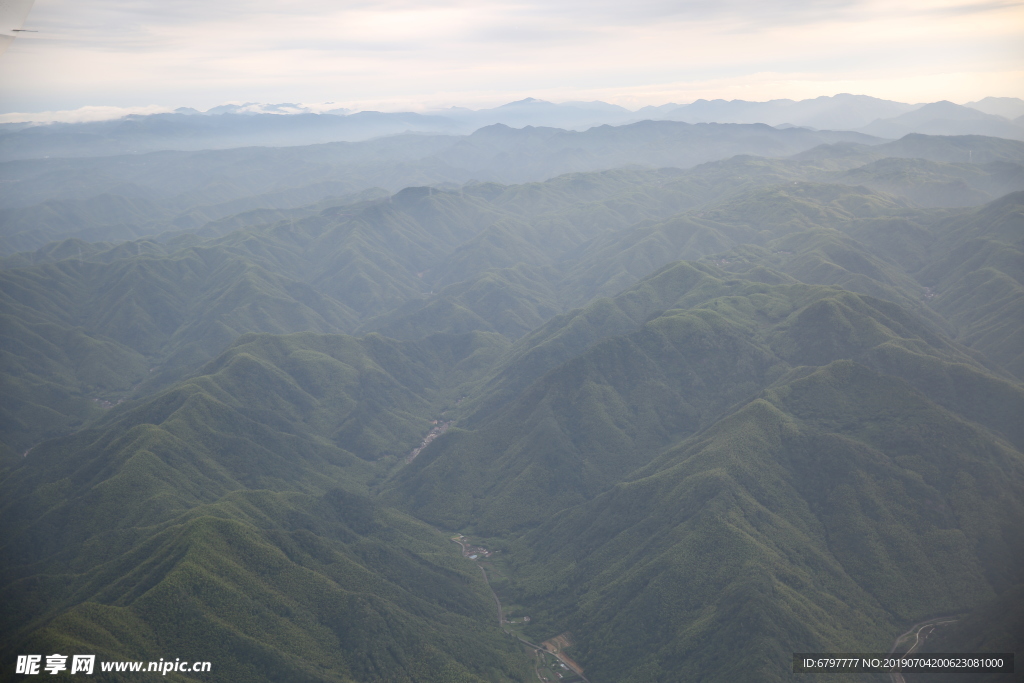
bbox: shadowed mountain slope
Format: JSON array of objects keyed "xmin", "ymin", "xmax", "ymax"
[
  {"xmin": 386, "ymin": 268, "xmax": 1024, "ymax": 533},
  {"xmin": 3, "ymin": 133, "xmax": 1024, "ymax": 683},
  {"xmin": 0, "ymin": 252, "xmax": 358, "ymax": 455},
  {"xmin": 0, "ymin": 331, "xmax": 529, "ymax": 682},
  {"xmin": 3, "ymin": 158, "xmax": 1021, "ymax": 459},
  {"xmin": 505, "ymin": 360, "xmax": 1023, "ymax": 682}
]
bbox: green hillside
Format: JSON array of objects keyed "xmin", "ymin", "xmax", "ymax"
[
  {"xmin": 916, "ymin": 191, "xmax": 1024, "ymax": 377},
  {"xmin": 0, "ymin": 332, "xmax": 527, "ymax": 682},
  {"xmin": 3, "ymin": 133, "xmax": 1023, "ymax": 682},
  {"xmin": 386, "ymin": 277, "xmax": 1024, "ymax": 534},
  {"xmin": 0, "ymin": 253, "xmax": 359, "ymax": 455},
  {"xmin": 501, "ymin": 361, "xmax": 1023, "ymax": 682}
]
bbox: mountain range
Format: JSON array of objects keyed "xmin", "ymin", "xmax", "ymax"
[
  {"xmin": 3, "ymin": 94, "xmax": 1024, "ymax": 161},
  {"xmin": 1, "ymin": 118, "xmax": 1022, "ymax": 682}
]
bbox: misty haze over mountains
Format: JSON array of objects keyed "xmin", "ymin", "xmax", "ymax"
[
  {"xmin": 3, "ymin": 94, "xmax": 1024, "ymax": 160},
  {"xmin": 2, "ymin": 87, "xmax": 1023, "ymax": 682}
]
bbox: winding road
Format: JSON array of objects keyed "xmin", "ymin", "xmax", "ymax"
[
  {"xmin": 887, "ymin": 616, "xmax": 959, "ymax": 683},
  {"xmin": 451, "ymin": 536, "xmax": 591, "ymax": 683}
]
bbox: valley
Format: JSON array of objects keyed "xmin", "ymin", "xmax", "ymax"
[
  {"xmin": 452, "ymin": 534, "xmax": 589, "ymax": 683},
  {"xmin": 1, "ymin": 122, "xmax": 1022, "ymax": 682}
]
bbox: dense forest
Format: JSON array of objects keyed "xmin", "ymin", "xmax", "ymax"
[{"xmin": 1, "ymin": 120, "xmax": 1022, "ymax": 682}]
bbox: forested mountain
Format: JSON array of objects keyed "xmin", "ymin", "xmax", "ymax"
[
  {"xmin": 0, "ymin": 121, "xmax": 884, "ymax": 255},
  {"xmin": 6, "ymin": 95, "xmax": 1024, "ymax": 160},
  {"xmin": 1, "ymin": 124, "xmax": 1022, "ymax": 682}
]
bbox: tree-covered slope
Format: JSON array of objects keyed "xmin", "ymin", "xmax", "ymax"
[
  {"xmin": 915, "ymin": 191, "xmax": 1024, "ymax": 377},
  {"xmin": 501, "ymin": 361, "xmax": 1023, "ymax": 682},
  {"xmin": 385, "ymin": 270, "xmax": 1024, "ymax": 535},
  {"xmin": 705, "ymin": 188, "xmax": 1024, "ymax": 378},
  {"xmin": 3, "ymin": 132, "xmax": 1024, "ymax": 683},
  {"xmin": 833, "ymin": 157, "xmax": 1024, "ymax": 208},
  {"xmin": 0, "ymin": 164, "xmax": 825, "ymax": 454},
  {"xmin": 556, "ymin": 181, "xmax": 935, "ymax": 307},
  {"xmin": 0, "ymin": 251, "xmax": 359, "ymax": 455},
  {"xmin": 2, "ymin": 154, "xmax": 1018, "ymax": 460},
  {"xmin": 0, "ymin": 331, "xmax": 528, "ymax": 682}
]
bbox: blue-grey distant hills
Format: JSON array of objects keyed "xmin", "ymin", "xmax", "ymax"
[
  {"xmin": 857, "ymin": 100, "xmax": 1024, "ymax": 140},
  {"xmin": 5, "ymin": 128, "xmax": 1024, "ymax": 255},
  {"xmin": 967, "ymin": 96, "xmax": 1024, "ymax": 119},
  {"xmin": 0, "ymin": 120, "xmax": 882, "ymax": 216},
  {"xmin": 3, "ymin": 94, "xmax": 1023, "ymax": 160},
  {"xmin": 434, "ymin": 97, "xmax": 636, "ymax": 131},
  {"xmin": 0, "ymin": 110, "xmax": 468, "ymax": 161},
  {"xmin": 641, "ymin": 93, "xmax": 917, "ymax": 130}
]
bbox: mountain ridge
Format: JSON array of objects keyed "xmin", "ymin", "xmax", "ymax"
[{"xmin": 2, "ymin": 129, "xmax": 1023, "ymax": 682}]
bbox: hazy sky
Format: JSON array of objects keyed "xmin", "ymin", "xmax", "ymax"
[{"xmin": 1, "ymin": 0, "xmax": 1022, "ymax": 117}]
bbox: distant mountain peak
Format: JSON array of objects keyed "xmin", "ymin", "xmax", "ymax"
[
  {"xmin": 896, "ymin": 100, "xmax": 1007, "ymax": 121},
  {"xmin": 499, "ymin": 97, "xmax": 551, "ymax": 107},
  {"xmin": 967, "ymin": 96, "xmax": 1024, "ymax": 119}
]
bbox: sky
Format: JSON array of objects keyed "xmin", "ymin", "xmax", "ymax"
[{"xmin": 1, "ymin": 0, "xmax": 1022, "ymax": 120}]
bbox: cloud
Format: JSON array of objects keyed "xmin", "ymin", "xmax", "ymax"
[
  {"xmin": 921, "ymin": 0, "xmax": 1024, "ymax": 15},
  {"xmin": 0, "ymin": 0, "xmax": 1021, "ymax": 113},
  {"xmin": 0, "ymin": 104, "xmax": 174, "ymax": 124}
]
